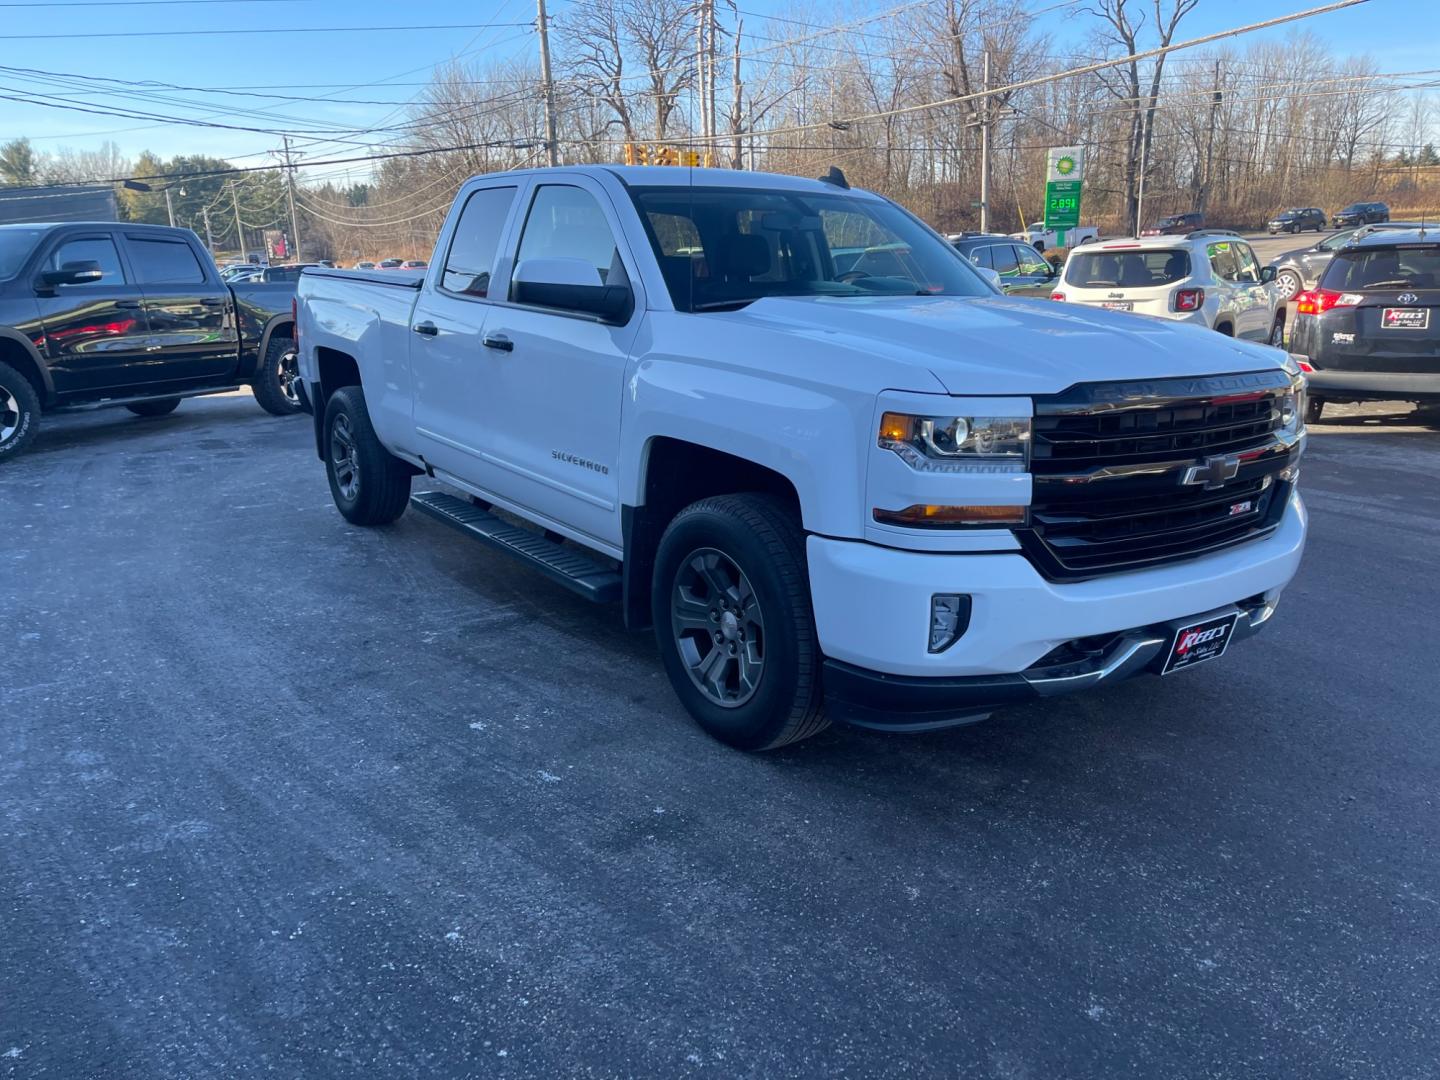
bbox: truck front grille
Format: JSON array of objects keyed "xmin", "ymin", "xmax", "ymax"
[{"xmin": 1022, "ymin": 371, "xmax": 1298, "ymax": 580}]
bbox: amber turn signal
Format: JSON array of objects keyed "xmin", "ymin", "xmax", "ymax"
[{"xmin": 873, "ymin": 504, "xmax": 1027, "ymax": 528}]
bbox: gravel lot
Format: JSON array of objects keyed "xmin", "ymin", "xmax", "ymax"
[{"xmin": 3, "ymin": 391, "xmax": 1438, "ymax": 1079}]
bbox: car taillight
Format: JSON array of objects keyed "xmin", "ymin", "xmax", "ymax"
[
  {"xmin": 1294, "ymin": 289, "xmax": 1361, "ymax": 315},
  {"xmin": 1173, "ymin": 287, "xmax": 1204, "ymax": 312},
  {"xmin": 1049, "ymin": 292, "xmax": 1065, "ymax": 301}
]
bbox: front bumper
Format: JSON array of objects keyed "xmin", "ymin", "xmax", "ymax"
[
  {"xmin": 825, "ymin": 594, "xmax": 1279, "ymax": 731},
  {"xmin": 808, "ymin": 491, "xmax": 1307, "ymax": 729}
]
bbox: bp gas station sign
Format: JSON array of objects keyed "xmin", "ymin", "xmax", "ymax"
[{"xmin": 1044, "ymin": 146, "xmax": 1084, "ymax": 245}]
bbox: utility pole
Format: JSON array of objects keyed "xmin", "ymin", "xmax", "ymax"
[
  {"xmin": 280, "ymin": 134, "xmax": 302, "ymax": 261},
  {"xmin": 164, "ymin": 186, "xmax": 176, "ymax": 228},
  {"xmin": 730, "ymin": 20, "xmax": 743, "ymax": 169},
  {"xmin": 1200, "ymin": 60, "xmax": 1222, "ymax": 215},
  {"xmin": 980, "ymin": 51, "xmax": 991, "ymax": 233},
  {"xmin": 1136, "ymin": 133, "xmax": 1150, "ymax": 238},
  {"xmin": 536, "ymin": 0, "xmax": 559, "ymax": 166},
  {"xmin": 230, "ymin": 181, "xmax": 245, "ymax": 258},
  {"xmin": 201, "ymin": 206, "xmax": 215, "ymax": 254},
  {"xmin": 696, "ymin": 2, "xmax": 708, "ymax": 145}
]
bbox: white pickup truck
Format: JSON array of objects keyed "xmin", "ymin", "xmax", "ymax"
[
  {"xmin": 1011, "ymin": 221, "xmax": 1101, "ymax": 251},
  {"xmin": 295, "ymin": 165, "xmax": 1308, "ymax": 750}
]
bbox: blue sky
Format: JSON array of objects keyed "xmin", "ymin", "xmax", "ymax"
[{"xmin": 0, "ymin": 0, "xmax": 1426, "ymax": 180}]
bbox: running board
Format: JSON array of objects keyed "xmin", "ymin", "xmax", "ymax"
[{"xmin": 409, "ymin": 491, "xmax": 622, "ymax": 604}]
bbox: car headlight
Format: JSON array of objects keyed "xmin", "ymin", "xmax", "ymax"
[{"xmin": 878, "ymin": 412, "xmax": 1030, "ymax": 472}]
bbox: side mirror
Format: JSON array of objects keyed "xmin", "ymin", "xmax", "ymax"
[
  {"xmin": 40, "ymin": 260, "xmax": 104, "ymax": 287},
  {"xmin": 1259, "ymin": 265, "xmax": 1277, "ymax": 284},
  {"xmin": 512, "ymin": 257, "xmax": 633, "ymax": 323},
  {"xmin": 977, "ymin": 266, "xmax": 1003, "ymax": 292}
]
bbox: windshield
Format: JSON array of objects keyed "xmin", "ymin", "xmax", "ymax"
[
  {"xmin": 1322, "ymin": 246, "xmax": 1440, "ymax": 290},
  {"xmin": 1318, "ymin": 229, "xmax": 1357, "ymax": 251},
  {"xmin": 627, "ymin": 186, "xmax": 991, "ymax": 310},
  {"xmin": 1066, "ymin": 249, "xmax": 1190, "ymax": 287},
  {"xmin": 1339, "ymin": 204, "xmax": 1365, "ymax": 215},
  {"xmin": 0, "ymin": 227, "xmax": 45, "ymax": 280},
  {"xmin": 1276, "ymin": 210, "xmax": 1299, "ymax": 219}
]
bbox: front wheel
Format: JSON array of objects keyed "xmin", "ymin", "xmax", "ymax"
[
  {"xmin": 1275, "ymin": 270, "xmax": 1302, "ymax": 301},
  {"xmin": 323, "ymin": 385, "xmax": 411, "ymax": 525},
  {"xmin": 0, "ymin": 361, "xmax": 41, "ymax": 462},
  {"xmin": 252, "ymin": 334, "xmax": 302, "ymax": 416},
  {"xmin": 1269, "ymin": 316, "xmax": 1286, "ymax": 348},
  {"xmin": 651, "ymin": 493, "xmax": 827, "ymax": 751}
]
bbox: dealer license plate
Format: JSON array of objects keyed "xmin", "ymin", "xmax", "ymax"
[
  {"xmin": 1381, "ymin": 307, "xmax": 1429, "ymax": 330},
  {"xmin": 1161, "ymin": 611, "xmax": 1240, "ymax": 675},
  {"xmin": 1101, "ymin": 301, "xmax": 1134, "ymax": 311}
]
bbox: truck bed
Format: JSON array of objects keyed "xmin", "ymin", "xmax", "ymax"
[{"xmin": 303, "ymin": 268, "xmax": 425, "ymax": 289}]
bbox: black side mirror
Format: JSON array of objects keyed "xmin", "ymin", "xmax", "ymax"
[
  {"xmin": 40, "ymin": 260, "xmax": 104, "ymax": 287},
  {"xmin": 1259, "ymin": 265, "xmax": 1277, "ymax": 284},
  {"xmin": 511, "ymin": 257, "xmax": 633, "ymax": 323}
]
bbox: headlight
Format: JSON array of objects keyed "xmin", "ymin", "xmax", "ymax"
[{"xmin": 879, "ymin": 412, "xmax": 1030, "ymax": 472}]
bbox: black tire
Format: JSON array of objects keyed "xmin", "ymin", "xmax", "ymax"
[
  {"xmin": 252, "ymin": 334, "xmax": 302, "ymax": 416},
  {"xmin": 1305, "ymin": 396, "xmax": 1325, "ymax": 425},
  {"xmin": 1268, "ymin": 315, "xmax": 1286, "ymax": 348},
  {"xmin": 651, "ymin": 493, "xmax": 827, "ymax": 751},
  {"xmin": 126, "ymin": 397, "xmax": 181, "ymax": 417},
  {"xmin": 0, "ymin": 360, "xmax": 41, "ymax": 462},
  {"xmin": 323, "ymin": 385, "xmax": 411, "ymax": 525}
]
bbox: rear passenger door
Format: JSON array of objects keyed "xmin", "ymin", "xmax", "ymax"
[
  {"xmin": 34, "ymin": 230, "xmax": 155, "ymax": 394},
  {"xmin": 1233, "ymin": 242, "xmax": 1272, "ymax": 339},
  {"xmin": 123, "ymin": 232, "xmax": 238, "ymax": 384}
]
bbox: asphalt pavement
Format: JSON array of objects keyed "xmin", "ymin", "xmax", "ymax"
[{"xmin": 3, "ymin": 391, "xmax": 1438, "ymax": 1079}]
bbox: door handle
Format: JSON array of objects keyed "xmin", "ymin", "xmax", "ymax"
[
  {"xmin": 115, "ymin": 299, "xmax": 142, "ymax": 309},
  {"xmin": 482, "ymin": 333, "xmax": 513, "ymax": 352},
  {"xmin": 200, "ymin": 296, "xmax": 227, "ymax": 307},
  {"xmin": 412, "ymin": 321, "xmax": 438, "ymax": 336}
]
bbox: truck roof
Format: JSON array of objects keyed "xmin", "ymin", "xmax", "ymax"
[
  {"xmin": 0, "ymin": 220, "xmax": 194, "ymax": 236},
  {"xmin": 463, "ymin": 164, "xmax": 880, "ymax": 198}
]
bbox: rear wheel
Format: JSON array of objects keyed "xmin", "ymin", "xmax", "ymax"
[
  {"xmin": 1268, "ymin": 315, "xmax": 1286, "ymax": 348},
  {"xmin": 0, "ymin": 361, "xmax": 41, "ymax": 462},
  {"xmin": 252, "ymin": 334, "xmax": 301, "ymax": 416},
  {"xmin": 323, "ymin": 385, "xmax": 411, "ymax": 525},
  {"xmin": 126, "ymin": 397, "xmax": 181, "ymax": 417},
  {"xmin": 1306, "ymin": 397, "xmax": 1325, "ymax": 424},
  {"xmin": 652, "ymin": 493, "xmax": 827, "ymax": 751}
]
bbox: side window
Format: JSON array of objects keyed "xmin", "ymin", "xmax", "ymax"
[
  {"xmin": 442, "ymin": 185, "xmax": 517, "ymax": 298},
  {"xmin": 50, "ymin": 237, "xmax": 125, "ymax": 286},
  {"xmin": 1015, "ymin": 245, "xmax": 1050, "ymax": 274},
  {"xmin": 128, "ymin": 238, "xmax": 205, "ymax": 285},
  {"xmin": 989, "ymin": 245, "xmax": 1019, "ymax": 276},
  {"xmin": 970, "ymin": 246, "xmax": 993, "ymax": 270},
  {"xmin": 1208, "ymin": 242, "xmax": 1240, "ymax": 282},
  {"xmin": 514, "ymin": 185, "xmax": 622, "ymax": 288},
  {"xmin": 1235, "ymin": 243, "xmax": 1260, "ymax": 283}
]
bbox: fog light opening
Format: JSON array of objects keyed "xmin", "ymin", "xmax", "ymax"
[{"xmin": 929, "ymin": 594, "xmax": 972, "ymax": 653}]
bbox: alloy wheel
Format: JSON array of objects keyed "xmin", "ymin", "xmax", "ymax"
[
  {"xmin": 0, "ymin": 386, "xmax": 18, "ymax": 445},
  {"xmin": 278, "ymin": 349, "xmax": 301, "ymax": 407},
  {"xmin": 330, "ymin": 413, "xmax": 360, "ymax": 500},
  {"xmin": 671, "ymin": 547, "xmax": 765, "ymax": 708}
]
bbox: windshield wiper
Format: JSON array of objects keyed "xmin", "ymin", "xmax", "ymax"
[
  {"xmin": 691, "ymin": 299, "xmax": 758, "ymax": 312},
  {"xmin": 1363, "ymin": 279, "xmax": 1421, "ymax": 289}
]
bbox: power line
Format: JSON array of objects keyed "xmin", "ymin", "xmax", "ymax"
[{"xmin": 7, "ymin": 21, "xmax": 535, "ymax": 40}]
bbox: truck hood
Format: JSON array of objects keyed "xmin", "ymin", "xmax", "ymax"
[{"xmin": 709, "ymin": 294, "xmax": 1284, "ymax": 396}]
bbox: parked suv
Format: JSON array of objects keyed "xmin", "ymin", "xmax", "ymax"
[
  {"xmin": 1052, "ymin": 232, "xmax": 1285, "ymax": 344},
  {"xmin": 0, "ymin": 221, "xmax": 301, "ymax": 462},
  {"xmin": 1289, "ymin": 226, "xmax": 1440, "ymax": 421},
  {"xmin": 1142, "ymin": 212, "xmax": 1204, "ymax": 236},
  {"xmin": 1266, "ymin": 221, "xmax": 1425, "ymax": 301},
  {"xmin": 1332, "ymin": 202, "xmax": 1389, "ymax": 228},
  {"xmin": 1267, "ymin": 207, "xmax": 1326, "ymax": 234},
  {"xmin": 949, "ymin": 233, "xmax": 1058, "ymax": 296}
]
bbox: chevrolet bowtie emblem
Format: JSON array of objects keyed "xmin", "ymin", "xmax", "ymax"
[{"xmin": 1181, "ymin": 453, "xmax": 1241, "ymax": 489}]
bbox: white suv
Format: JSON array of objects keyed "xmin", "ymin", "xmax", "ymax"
[{"xmin": 1052, "ymin": 232, "xmax": 1285, "ymax": 345}]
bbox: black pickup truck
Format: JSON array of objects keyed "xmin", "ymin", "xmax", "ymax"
[{"xmin": 0, "ymin": 221, "xmax": 301, "ymax": 461}]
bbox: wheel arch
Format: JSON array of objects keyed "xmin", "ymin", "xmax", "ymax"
[
  {"xmin": 0, "ymin": 329, "xmax": 54, "ymax": 405},
  {"xmin": 310, "ymin": 346, "xmax": 361, "ymax": 458},
  {"xmin": 621, "ymin": 437, "xmax": 803, "ymax": 630}
]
